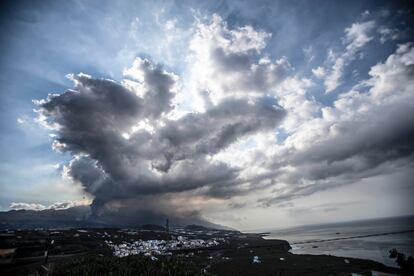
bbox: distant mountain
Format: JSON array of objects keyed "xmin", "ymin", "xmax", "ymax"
[
  {"xmin": 0, "ymin": 206, "xmax": 233, "ymax": 230},
  {"xmin": 185, "ymin": 224, "xmax": 236, "ymax": 231},
  {"xmin": 139, "ymin": 224, "xmax": 166, "ymax": 231},
  {"xmin": 185, "ymin": 224, "xmax": 210, "ymax": 231},
  {"xmin": 0, "ymin": 206, "xmax": 92, "ymax": 229}
]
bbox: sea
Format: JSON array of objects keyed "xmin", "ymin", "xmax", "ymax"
[{"xmin": 265, "ymin": 215, "xmax": 414, "ymax": 268}]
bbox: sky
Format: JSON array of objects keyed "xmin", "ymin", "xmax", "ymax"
[{"xmin": 0, "ymin": 0, "xmax": 413, "ymax": 230}]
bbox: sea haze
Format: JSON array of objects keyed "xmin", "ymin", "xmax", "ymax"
[{"xmin": 265, "ymin": 215, "xmax": 414, "ymax": 267}]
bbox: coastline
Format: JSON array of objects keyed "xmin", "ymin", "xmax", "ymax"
[
  {"xmin": 263, "ymin": 216, "xmax": 414, "ymax": 270},
  {"xmin": 206, "ymin": 234, "xmax": 401, "ymax": 275},
  {"xmin": 0, "ymin": 228, "xmax": 402, "ymax": 275}
]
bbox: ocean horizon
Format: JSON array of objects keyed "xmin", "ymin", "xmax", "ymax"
[{"xmin": 263, "ymin": 215, "xmax": 414, "ymax": 267}]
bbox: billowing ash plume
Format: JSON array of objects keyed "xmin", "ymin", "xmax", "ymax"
[{"xmin": 35, "ymin": 57, "xmax": 286, "ymax": 225}]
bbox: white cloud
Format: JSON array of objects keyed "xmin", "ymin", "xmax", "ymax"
[
  {"xmin": 9, "ymin": 200, "xmax": 88, "ymax": 211},
  {"xmin": 260, "ymin": 43, "xmax": 414, "ymax": 206},
  {"xmin": 312, "ymin": 66, "xmax": 326, "ymax": 79},
  {"xmin": 344, "ymin": 21, "xmax": 376, "ymax": 52},
  {"xmin": 124, "ymin": 12, "xmax": 192, "ymax": 69},
  {"xmin": 48, "ymin": 201, "xmax": 83, "ymax": 210},
  {"xmin": 9, "ymin": 202, "xmax": 46, "ymax": 211},
  {"xmin": 324, "ymin": 20, "xmax": 375, "ymax": 93},
  {"xmin": 16, "ymin": 117, "xmax": 26, "ymax": 124},
  {"xmin": 186, "ymin": 14, "xmax": 291, "ymax": 108},
  {"xmin": 378, "ymin": 26, "xmax": 399, "ymax": 44}
]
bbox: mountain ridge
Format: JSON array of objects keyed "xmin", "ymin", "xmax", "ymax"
[{"xmin": 0, "ymin": 206, "xmax": 233, "ymax": 230}]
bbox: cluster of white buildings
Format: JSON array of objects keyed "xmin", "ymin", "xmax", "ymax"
[
  {"xmin": 105, "ymin": 236, "xmax": 223, "ymax": 258},
  {"xmin": 252, "ymin": 255, "xmax": 261, "ymax": 264}
]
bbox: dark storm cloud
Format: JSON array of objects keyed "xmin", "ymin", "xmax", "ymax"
[
  {"xmin": 292, "ymin": 106, "xmax": 414, "ymax": 168},
  {"xmin": 258, "ymin": 179, "xmax": 351, "ymax": 206},
  {"xmin": 125, "ymin": 58, "xmax": 177, "ymax": 118},
  {"xmin": 227, "ymin": 202, "xmax": 246, "ymax": 209},
  {"xmin": 157, "ymin": 98, "xmax": 285, "ymax": 167},
  {"xmin": 36, "ymin": 58, "xmax": 286, "ymax": 219}
]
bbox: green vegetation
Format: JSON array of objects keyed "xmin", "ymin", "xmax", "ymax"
[{"xmin": 52, "ymin": 254, "xmax": 204, "ymax": 276}]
